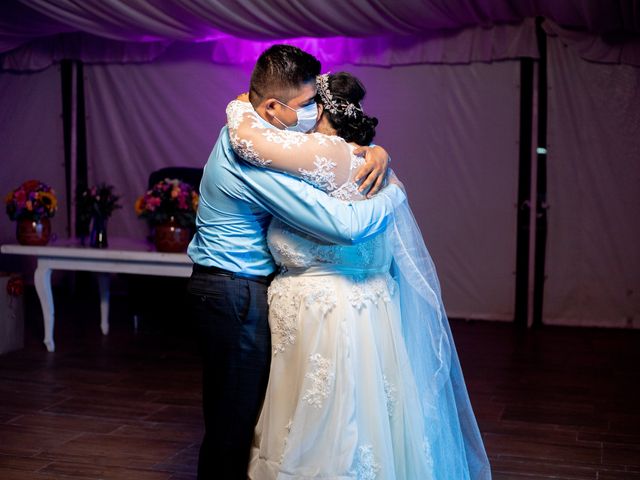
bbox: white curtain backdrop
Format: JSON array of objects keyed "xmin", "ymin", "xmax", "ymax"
[
  {"xmin": 84, "ymin": 44, "xmax": 520, "ymax": 321},
  {"xmin": 0, "ymin": 2, "xmax": 637, "ymax": 327},
  {"xmin": 340, "ymin": 62, "xmax": 520, "ymax": 321},
  {"xmin": 84, "ymin": 43, "xmax": 253, "ymax": 242},
  {"xmin": 4, "ymin": 35, "xmax": 637, "ymax": 326},
  {"xmin": 544, "ymin": 36, "xmax": 640, "ymax": 327},
  {"xmin": 0, "ymin": 65, "xmax": 66, "ymax": 271}
]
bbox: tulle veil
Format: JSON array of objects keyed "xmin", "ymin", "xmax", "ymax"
[{"xmin": 389, "ymin": 200, "xmax": 491, "ymax": 479}]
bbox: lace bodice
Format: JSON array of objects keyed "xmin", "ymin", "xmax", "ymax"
[
  {"xmin": 266, "ymin": 217, "xmax": 391, "ymax": 273},
  {"xmin": 226, "ymin": 100, "xmax": 391, "ymax": 273}
]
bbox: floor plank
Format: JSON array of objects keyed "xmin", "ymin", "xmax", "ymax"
[{"xmin": 0, "ymin": 286, "xmax": 638, "ymax": 478}]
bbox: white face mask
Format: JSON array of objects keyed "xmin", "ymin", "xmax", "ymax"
[{"xmin": 273, "ymin": 99, "xmax": 318, "ymax": 133}]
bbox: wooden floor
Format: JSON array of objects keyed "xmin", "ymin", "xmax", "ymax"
[{"xmin": 0, "ymin": 284, "xmax": 639, "ymax": 479}]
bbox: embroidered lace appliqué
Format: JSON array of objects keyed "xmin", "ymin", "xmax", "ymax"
[
  {"xmin": 303, "ymin": 282, "xmax": 337, "ymax": 316},
  {"xmin": 229, "ymin": 132, "xmax": 273, "ymax": 167},
  {"xmin": 268, "ymin": 278, "xmax": 298, "ymax": 355},
  {"xmin": 353, "ymin": 445, "xmax": 381, "ymax": 480},
  {"xmin": 349, "ymin": 277, "xmax": 393, "ymax": 311},
  {"xmin": 310, "ymin": 242, "xmax": 341, "ymax": 264},
  {"xmin": 357, "ymin": 242, "xmax": 373, "ymax": 266},
  {"xmin": 226, "ymin": 99, "xmax": 249, "ymax": 130},
  {"xmin": 226, "ymin": 101, "xmax": 274, "ymax": 167},
  {"xmin": 299, "ymin": 156, "xmax": 338, "ymax": 192},
  {"xmin": 311, "ymin": 132, "xmax": 343, "ymax": 145},
  {"xmin": 351, "ymin": 153, "xmax": 366, "ymax": 170},
  {"xmin": 383, "ymin": 375, "xmax": 397, "ymax": 417},
  {"xmin": 302, "ymin": 353, "xmax": 334, "ymax": 408},
  {"xmin": 268, "ymin": 277, "xmax": 337, "ymax": 355},
  {"xmin": 331, "ymin": 181, "xmax": 360, "ymax": 201},
  {"xmin": 261, "ymin": 128, "xmax": 310, "ymax": 149},
  {"xmin": 271, "ymin": 229, "xmax": 310, "ymax": 268}
]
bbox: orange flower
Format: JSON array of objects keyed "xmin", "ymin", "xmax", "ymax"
[
  {"xmin": 134, "ymin": 196, "xmax": 145, "ymax": 215},
  {"xmin": 191, "ymin": 192, "xmax": 199, "ymax": 211}
]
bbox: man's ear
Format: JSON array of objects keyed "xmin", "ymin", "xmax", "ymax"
[{"xmin": 263, "ymin": 98, "xmax": 279, "ymax": 117}]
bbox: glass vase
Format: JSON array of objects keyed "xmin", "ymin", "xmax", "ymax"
[{"xmin": 89, "ymin": 214, "xmax": 108, "ymax": 248}]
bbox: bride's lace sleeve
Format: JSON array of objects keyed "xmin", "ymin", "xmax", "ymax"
[{"xmin": 226, "ymin": 99, "xmax": 353, "ymax": 194}]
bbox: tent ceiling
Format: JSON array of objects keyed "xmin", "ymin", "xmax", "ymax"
[{"xmin": 1, "ymin": 0, "xmax": 638, "ymax": 54}]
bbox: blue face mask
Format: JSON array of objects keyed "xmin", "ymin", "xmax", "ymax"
[{"xmin": 274, "ymin": 100, "xmax": 318, "ymax": 133}]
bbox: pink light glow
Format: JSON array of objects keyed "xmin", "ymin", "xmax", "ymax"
[{"xmin": 210, "ymin": 36, "xmax": 376, "ymax": 68}]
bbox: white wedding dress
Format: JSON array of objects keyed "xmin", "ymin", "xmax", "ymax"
[
  {"xmin": 252, "ymin": 217, "xmax": 434, "ymax": 479},
  {"xmin": 226, "ymin": 100, "xmax": 491, "ymax": 480}
]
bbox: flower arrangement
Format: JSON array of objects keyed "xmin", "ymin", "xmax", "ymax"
[
  {"xmin": 5, "ymin": 180, "xmax": 57, "ymax": 221},
  {"xmin": 135, "ymin": 178, "xmax": 198, "ymax": 227},
  {"xmin": 77, "ymin": 183, "xmax": 122, "ymax": 223}
]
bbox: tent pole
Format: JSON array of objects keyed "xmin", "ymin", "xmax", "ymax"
[
  {"xmin": 532, "ymin": 17, "xmax": 549, "ymax": 328},
  {"xmin": 69, "ymin": 61, "xmax": 78, "ymax": 239},
  {"xmin": 527, "ymin": 61, "xmax": 539, "ymax": 329},
  {"xmin": 514, "ymin": 57, "xmax": 534, "ymax": 328}
]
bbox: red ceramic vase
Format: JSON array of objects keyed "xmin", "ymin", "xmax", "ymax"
[
  {"xmin": 16, "ymin": 217, "xmax": 51, "ymax": 246},
  {"xmin": 154, "ymin": 216, "xmax": 190, "ymax": 253}
]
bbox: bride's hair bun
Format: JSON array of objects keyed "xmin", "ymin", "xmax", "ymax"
[{"xmin": 319, "ymin": 72, "xmax": 378, "ymax": 146}]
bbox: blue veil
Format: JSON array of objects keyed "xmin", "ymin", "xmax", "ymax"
[{"xmin": 389, "ymin": 200, "xmax": 491, "ymax": 479}]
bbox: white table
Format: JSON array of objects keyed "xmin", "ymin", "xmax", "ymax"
[{"xmin": 0, "ymin": 238, "xmax": 193, "ymax": 352}]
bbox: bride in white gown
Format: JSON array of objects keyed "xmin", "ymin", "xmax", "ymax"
[{"xmin": 226, "ymin": 72, "xmax": 491, "ymax": 479}]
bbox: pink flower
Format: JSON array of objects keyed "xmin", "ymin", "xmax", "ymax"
[{"xmin": 146, "ymin": 196, "xmax": 161, "ymax": 211}]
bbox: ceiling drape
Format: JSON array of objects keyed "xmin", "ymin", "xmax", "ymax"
[
  {"xmin": 0, "ymin": 0, "xmax": 638, "ymax": 70},
  {"xmin": 8, "ymin": 0, "xmax": 639, "ymax": 43}
]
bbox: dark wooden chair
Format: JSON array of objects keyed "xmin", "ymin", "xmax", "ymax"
[
  {"xmin": 131, "ymin": 166, "xmax": 204, "ymax": 333},
  {"xmin": 147, "ymin": 166, "xmax": 203, "ymax": 193}
]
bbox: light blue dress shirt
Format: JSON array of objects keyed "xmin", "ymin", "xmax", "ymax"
[{"xmin": 187, "ymin": 126, "xmax": 406, "ymax": 276}]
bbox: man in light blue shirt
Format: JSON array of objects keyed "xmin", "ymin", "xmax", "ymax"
[
  {"xmin": 186, "ymin": 45, "xmax": 404, "ymax": 480},
  {"xmin": 187, "ymin": 125, "xmax": 404, "ymax": 276}
]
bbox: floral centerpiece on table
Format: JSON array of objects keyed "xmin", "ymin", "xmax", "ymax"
[
  {"xmin": 77, "ymin": 183, "xmax": 122, "ymax": 248},
  {"xmin": 5, "ymin": 180, "xmax": 57, "ymax": 221},
  {"xmin": 135, "ymin": 178, "xmax": 199, "ymax": 252},
  {"xmin": 5, "ymin": 180, "xmax": 57, "ymax": 245},
  {"xmin": 135, "ymin": 178, "xmax": 198, "ymax": 227},
  {"xmin": 77, "ymin": 183, "xmax": 122, "ymax": 224}
]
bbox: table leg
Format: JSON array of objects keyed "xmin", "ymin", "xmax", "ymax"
[
  {"xmin": 34, "ymin": 265, "xmax": 55, "ymax": 352},
  {"xmin": 97, "ymin": 273, "xmax": 110, "ymax": 335}
]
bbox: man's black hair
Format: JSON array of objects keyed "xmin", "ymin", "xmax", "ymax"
[{"xmin": 249, "ymin": 45, "xmax": 321, "ymax": 106}]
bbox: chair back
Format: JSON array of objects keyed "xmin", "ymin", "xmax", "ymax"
[{"xmin": 148, "ymin": 167, "xmax": 203, "ymax": 193}]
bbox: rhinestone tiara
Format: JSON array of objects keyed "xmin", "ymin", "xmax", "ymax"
[{"xmin": 316, "ymin": 73, "xmax": 362, "ymax": 118}]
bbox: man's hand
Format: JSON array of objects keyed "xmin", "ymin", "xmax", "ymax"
[
  {"xmin": 353, "ymin": 145, "xmax": 390, "ymax": 198},
  {"xmin": 236, "ymin": 92, "xmax": 250, "ymax": 102}
]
